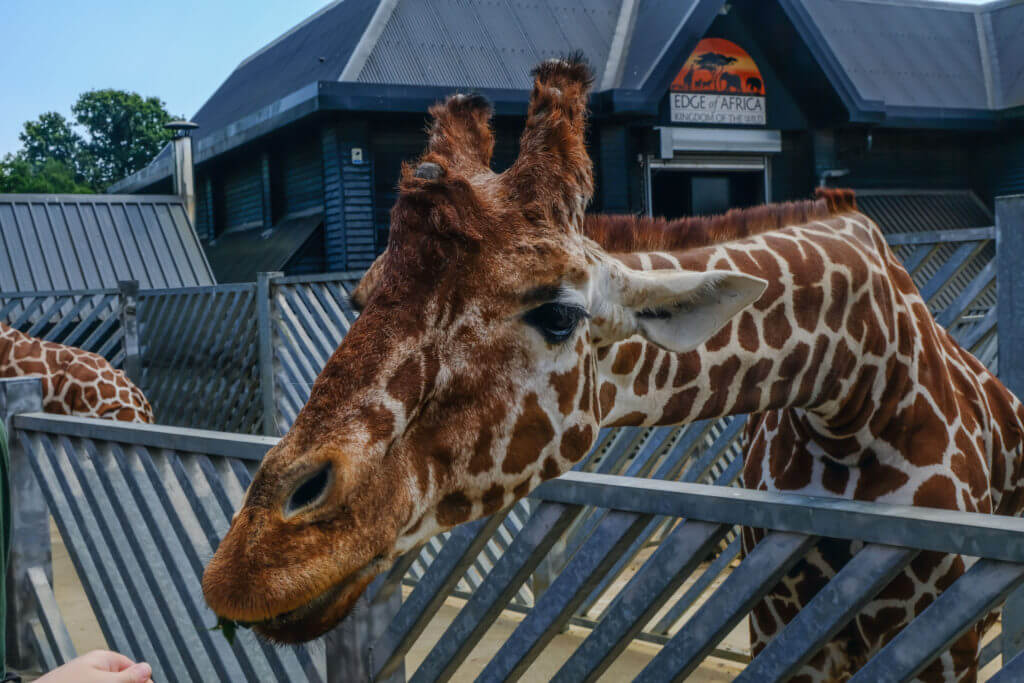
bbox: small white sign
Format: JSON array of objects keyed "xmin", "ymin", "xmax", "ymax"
[{"xmin": 670, "ymin": 93, "xmax": 766, "ymax": 126}]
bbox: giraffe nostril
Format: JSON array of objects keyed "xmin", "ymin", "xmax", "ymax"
[{"xmin": 285, "ymin": 464, "xmax": 332, "ymax": 516}]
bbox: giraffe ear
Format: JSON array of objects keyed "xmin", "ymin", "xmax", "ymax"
[{"xmin": 590, "ymin": 265, "xmax": 768, "ymax": 353}]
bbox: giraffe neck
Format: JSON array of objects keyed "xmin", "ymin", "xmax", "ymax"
[{"xmin": 596, "ymin": 213, "xmax": 917, "ymax": 447}]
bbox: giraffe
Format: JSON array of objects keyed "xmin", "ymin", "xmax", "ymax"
[
  {"xmin": 583, "ymin": 198, "xmax": 1024, "ymax": 681},
  {"xmin": 0, "ymin": 322, "xmax": 153, "ymax": 423},
  {"xmin": 202, "ymin": 57, "xmax": 1024, "ymax": 680}
]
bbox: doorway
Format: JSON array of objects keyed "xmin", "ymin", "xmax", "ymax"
[{"xmin": 646, "ymin": 155, "xmax": 769, "ymax": 221}]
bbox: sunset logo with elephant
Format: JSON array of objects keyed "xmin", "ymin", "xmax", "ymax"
[{"xmin": 670, "ymin": 38, "xmax": 766, "ymax": 125}]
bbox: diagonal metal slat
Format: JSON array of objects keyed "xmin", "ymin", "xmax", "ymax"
[
  {"xmin": 553, "ymin": 520, "xmax": 730, "ymax": 683},
  {"xmin": 480, "ymin": 510, "xmax": 656, "ymax": 682},
  {"xmin": 737, "ymin": 544, "xmax": 918, "ymax": 682},
  {"xmin": 406, "ymin": 503, "xmax": 581, "ymax": 683},
  {"xmin": 636, "ymin": 532, "xmax": 818, "ymax": 683},
  {"xmin": 850, "ymin": 559, "xmax": 1024, "ymax": 683}
]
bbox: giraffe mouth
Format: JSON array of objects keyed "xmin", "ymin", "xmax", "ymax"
[{"xmin": 251, "ymin": 557, "xmax": 389, "ymax": 643}]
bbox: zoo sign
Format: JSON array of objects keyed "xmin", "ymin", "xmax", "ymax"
[{"xmin": 670, "ymin": 38, "xmax": 766, "ymax": 126}]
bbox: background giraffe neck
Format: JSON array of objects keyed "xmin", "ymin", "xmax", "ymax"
[{"xmin": 597, "ymin": 214, "xmax": 916, "ymax": 439}]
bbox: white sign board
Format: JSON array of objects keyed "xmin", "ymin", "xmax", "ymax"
[{"xmin": 670, "ymin": 93, "xmax": 766, "ymax": 126}]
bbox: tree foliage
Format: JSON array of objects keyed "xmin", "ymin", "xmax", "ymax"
[
  {"xmin": 19, "ymin": 112, "xmax": 84, "ymax": 170},
  {"xmin": 72, "ymin": 90, "xmax": 176, "ymax": 189},
  {"xmin": 8, "ymin": 89, "xmax": 178, "ymax": 192},
  {"xmin": 0, "ymin": 155, "xmax": 92, "ymax": 194}
]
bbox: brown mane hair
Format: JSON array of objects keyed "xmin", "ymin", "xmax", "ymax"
[{"xmin": 583, "ymin": 187, "xmax": 857, "ymax": 253}]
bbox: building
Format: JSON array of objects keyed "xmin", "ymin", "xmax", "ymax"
[{"xmin": 110, "ymin": 0, "xmax": 1024, "ymax": 282}]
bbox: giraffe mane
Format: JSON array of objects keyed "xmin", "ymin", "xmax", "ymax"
[{"xmin": 583, "ymin": 188, "xmax": 858, "ymax": 253}]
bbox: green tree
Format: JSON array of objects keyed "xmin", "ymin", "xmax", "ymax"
[
  {"xmin": 0, "ymin": 155, "xmax": 92, "ymax": 194},
  {"xmin": 72, "ymin": 90, "xmax": 176, "ymax": 189},
  {"xmin": 18, "ymin": 112, "xmax": 85, "ymax": 170}
]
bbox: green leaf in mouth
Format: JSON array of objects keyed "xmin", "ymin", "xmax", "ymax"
[{"xmin": 209, "ymin": 616, "xmax": 251, "ymax": 645}]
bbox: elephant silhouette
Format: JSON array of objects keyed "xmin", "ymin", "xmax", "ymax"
[
  {"xmin": 682, "ymin": 68, "xmax": 693, "ymax": 90},
  {"xmin": 746, "ymin": 76, "xmax": 763, "ymax": 93},
  {"xmin": 721, "ymin": 72, "xmax": 742, "ymax": 91},
  {"xmin": 697, "ymin": 78, "xmax": 713, "ymax": 88}
]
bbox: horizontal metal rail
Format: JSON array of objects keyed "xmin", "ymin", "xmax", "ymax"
[
  {"xmin": 12, "ymin": 412, "xmax": 276, "ymax": 461},
  {"xmin": 884, "ymin": 227, "xmax": 994, "ymax": 245},
  {"xmin": 531, "ymin": 472, "xmax": 1024, "ymax": 563}
]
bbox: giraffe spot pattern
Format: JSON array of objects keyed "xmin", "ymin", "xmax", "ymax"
[{"xmin": 502, "ymin": 393, "xmax": 555, "ymax": 475}]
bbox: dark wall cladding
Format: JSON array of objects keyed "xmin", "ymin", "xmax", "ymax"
[
  {"xmin": 772, "ymin": 131, "xmax": 816, "ymax": 203},
  {"xmin": 371, "ymin": 123, "xmax": 424, "ymax": 249},
  {"xmin": 972, "ymin": 130, "xmax": 1024, "ymax": 206},
  {"xmin": 195, "ymin": 172, "xmax": 213, "ymax": 241},
  {"xmin": 836, "ymin": 129, "xmax": 973, "ymax": 190},
  {"xmin": 221, "ymin": 157, "xmax": 263, "ymax": 231},
  {"xmin": 281, "ymin": 136, "xmax": 324, "ymax": 217}
]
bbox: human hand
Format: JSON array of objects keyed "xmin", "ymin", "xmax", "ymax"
[{"xmin": 36, "ymin": 650, "xmax": 153, "ymax": 683}]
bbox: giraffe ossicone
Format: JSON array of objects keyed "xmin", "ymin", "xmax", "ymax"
[{"xmin": 203, "ymin": 56, "xmax": 1023, "ymax": 683}]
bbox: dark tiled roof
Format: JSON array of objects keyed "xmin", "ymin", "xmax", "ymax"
[
  {"xmin": 355, "ymin": 0, "xmax": 620, "ymax": 89},
  {"xmin": 784, "ymin": 0, "xmax": 1024, "ymax": 117},
  {"xmin": 191, "ymin": 0, "xmax": 379, "ymax": 137},
  {"xmin": 203, "ymin": 212, "xmax": 324, "ymax": 283},
  {"xmin": 0, "ymin": 194, "xmax": 214, "ymax": 292},
  {"xmin": 116, "ymin": 0, "xmax": 1024, "ymax": 193},
  {"xmin": 990, "ymin": 2, "xmax": 1024, "ymax": 109}
]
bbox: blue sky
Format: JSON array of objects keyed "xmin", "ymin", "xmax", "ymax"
[
  {"xmin": 0, "ymin": 0, "xmax": 997, "ymax": 159},
  {"xmin": 0, "ymin": 0, "xmax": 326, "ymax": 157}
]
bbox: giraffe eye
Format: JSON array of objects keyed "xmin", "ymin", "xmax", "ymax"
[
  {"xmin": 524, "ymin": 303, "xmax": 588, "ymax": 345},
  {"xmin": 285, "ymin": 464, "xmax": 332, "ymax": 516}
]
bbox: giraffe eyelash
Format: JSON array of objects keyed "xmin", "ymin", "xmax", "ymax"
[{"xmin": 523, "ymin": 302, "xmax": 589, "ymax": 345}]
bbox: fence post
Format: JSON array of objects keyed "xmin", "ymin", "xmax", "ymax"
[
  {"xmin": 257, "ymin": 272, "xmax": 284, "ymax": 437},
  {"xmin": 325, "ymin": 587, "xmax": 404, "ymax": 683},
  {"xmin": 997, "ymin": 194, "xmax": 1024, "ymax": 663},
  {"xmin": 117, "ymin": 280, "xmax": 141, "ymax": 382},
  {"xmin": 0, "ymin": 377, "xmax": 47, "ymax": 672}
]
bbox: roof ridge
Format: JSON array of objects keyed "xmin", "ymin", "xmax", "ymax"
[
  {"xmin": 339, "ymin": 0, "xmax": 400, "ymax": 81},
  {"xmin": 601, "ymin": 0, "xmax": 639, "ymax": 90}
]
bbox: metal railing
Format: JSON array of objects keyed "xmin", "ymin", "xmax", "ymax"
[
  {"xmin": 0, "ymin": 287, "xmax": 127, "ymax": 367},
  {"xmin": 2, "ymin": 378, "xmax": 324, "ymax": 681},
  {"xmin": 7, "ymin": 384, "xmax": 1024, "ymax": 681}
]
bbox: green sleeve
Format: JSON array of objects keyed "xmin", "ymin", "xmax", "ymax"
[{"xmin": 0, "ymin": 422, "xmax": 9, "ymax": 672}]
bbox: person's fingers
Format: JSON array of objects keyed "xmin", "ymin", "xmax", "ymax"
[
  {"xmin": 85, "ymin": 649, "xmax": 137, "ymax": 672},
  {"xmin": 114, "ymin": 662, "xmax": 152, "ymax": 683}
]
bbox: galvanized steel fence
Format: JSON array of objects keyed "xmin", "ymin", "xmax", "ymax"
[
  {"xmin": 268, "ymin": 272, "xmax": 363, "ymax": 434},
  {"xmin": 0, "ymin": 200, "xmax": 1009, "ymax": 646},
  {"xmin": 0, "ymin": 286, "xmax": 128, "ymax": 367},
  {"xmin": 1, "ymin": 377, "xmax": 326, "ymax": 681},
  {"xmin": 136, "ymin": 283, "xmax": 263, "ymax": 433},
  {"xmin": 6, "ymin": 378, "xmax": 1024, "ymax": 681},
  {"xmin": 0, "ymin": 272, "xmax": 365, "ymax": 436}
]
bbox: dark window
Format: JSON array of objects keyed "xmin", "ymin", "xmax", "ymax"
[{"xmin": 650, "ymin": 169, "xmax": 765, "ymax": 220}]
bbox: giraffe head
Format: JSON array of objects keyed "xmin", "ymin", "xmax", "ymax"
[{"xmin": 202, "ymin": 57, "xmax": 766, "ymax": 643}]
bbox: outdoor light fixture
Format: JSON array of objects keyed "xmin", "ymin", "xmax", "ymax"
[
  {"xmin": 165, "ymin": 119, "xmax": 199, "ymax": 139},
  {"xmin": 819, "ymin": 168, "xmax": 850, "ymax": 187}
]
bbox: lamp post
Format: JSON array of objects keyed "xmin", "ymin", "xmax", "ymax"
[{"xmin": 165, "ymin": 120, "xmax": 199, "ymax": 225}]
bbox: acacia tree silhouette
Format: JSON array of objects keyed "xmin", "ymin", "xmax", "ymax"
[{"xmin": 694, "ymin": 52, "xmax": 738, "ymax": 90}]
